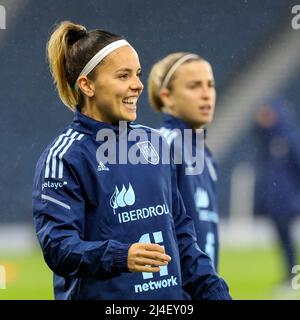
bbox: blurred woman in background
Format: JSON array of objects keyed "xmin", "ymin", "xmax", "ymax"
[{"xmin": 148, "ymin": 53, "xmax": 220, "ymax": 273}]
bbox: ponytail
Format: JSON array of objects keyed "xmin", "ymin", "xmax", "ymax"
[
  {"xmin": 47, "ymin": 21, "xmax": 122, "ymax": 111},
  {"xmin": 47, "ymin": 21, "xmax": 86, "ymax": 110}
]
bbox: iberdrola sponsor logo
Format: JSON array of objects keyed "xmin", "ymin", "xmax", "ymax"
[
  {"xmin": 110, "ymin": 184, "xmax": 135, "ymax": 213},
  {"xmin": 194, "ymin": 187, "xmax": 219, "ymax": 223},
  {"xmin": 110, "ymin": 184, "xmax": 169, "ymax": 224},
  {"xmin": 194, "ymin": 187, "xmax": 209, "ymax": 208}
]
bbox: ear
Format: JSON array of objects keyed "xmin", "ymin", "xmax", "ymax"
[
  {"xmin": 159, "ymin": 88, "xmax": 174, "ymax": 110},
  {"xmin": 76, "ymin": 76, "xmax": 95, "ymax": 97}
]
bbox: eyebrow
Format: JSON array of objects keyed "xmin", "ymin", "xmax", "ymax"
[
  {"xmin": 187, "ymin": 79, "xmax": 215, "ymax": 84},
  {"xmin": 115, "ymin": 67, "xmax": 141, "ymax": 73}
]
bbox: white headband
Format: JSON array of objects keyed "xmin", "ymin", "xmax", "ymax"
[
  {"xmin": 74, "ymin": 39, "xmax": 131, "ymax": 91},
  {"xmin": 161, "ymin": 54, "xmax": 199, "ymax": 89}
]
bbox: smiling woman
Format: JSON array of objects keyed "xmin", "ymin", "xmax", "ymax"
[
  {"xmin": 47, "ymin": 22, "xmax": 143, "ymax": 123},
  {"xmin": 32, "ymin": 21, "xmax": 231, "ymax": 300},
  {"xmin": 79, "ymin": 45, "xmax": 143, "ymax": 123}
]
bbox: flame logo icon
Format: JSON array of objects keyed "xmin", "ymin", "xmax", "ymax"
[{"xmin": 110, "ymin": 183, "xmax": 135, "ymax": 213}]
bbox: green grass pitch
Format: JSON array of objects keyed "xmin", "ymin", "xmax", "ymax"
[{"xmin": 0, "ymin": 246, "xmax": 299, "ymax": 300}]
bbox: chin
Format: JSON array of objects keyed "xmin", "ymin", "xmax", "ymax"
[
  {"xmin": 193, "ymin": 120, "xmax": 210, "ymax": 129},
  {"xmin": 199, "ymin": 117, "xmax": 212, "ymax": 126},
  {"xmin": 124, "ymin": 113, "xmax": 137, "ymax": 122}
]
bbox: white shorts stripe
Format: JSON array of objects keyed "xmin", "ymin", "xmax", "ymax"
[
  {"xmin": 41, "ymin": 194, "xmax": 71, "ymax": 210},
  {"xmin": 45, "ymin": 129, "xmax": 73, "ymax": 178}
]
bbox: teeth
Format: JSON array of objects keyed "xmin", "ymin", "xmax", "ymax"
[{"xmin": 123, "ymin": 97, "xmax": 138, "ymax": 104}]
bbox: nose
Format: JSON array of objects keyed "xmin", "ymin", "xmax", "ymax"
[
  {"xmin": 201, "ymin": 85, "xmax": 212, "ymax": 100},
  {"xmin": 130, "ymin": 76, "xmax": 144, "ymax": 92}
]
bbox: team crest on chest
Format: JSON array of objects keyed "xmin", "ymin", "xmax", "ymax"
[{"xmin": 137, "ymin": 141, "xmax": 159, "ymax": 165}]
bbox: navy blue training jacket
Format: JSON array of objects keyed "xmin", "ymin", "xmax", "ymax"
[
  {"xmin": 32, "ymin": 109, "xmax": 230, "ymax": 300},
  {"xmin": 160, "ymin": 114, "xmax": 219, "ymax": 270}
]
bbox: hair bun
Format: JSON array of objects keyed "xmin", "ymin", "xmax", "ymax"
[{"xmin": 67, "ymin": 28, "xmax": 87, "ymax": 46}]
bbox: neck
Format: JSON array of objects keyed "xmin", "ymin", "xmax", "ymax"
[
  {"xmin": 80, "ymin": 100, "xmax": 107, "ymax": 123},
  {"xmin": 192, "ymin": 123, "xmax": 206, "ymax": 131},
  {"xmin": 165, "ymin": 110, "xmax": 206, "ymax": 131}
]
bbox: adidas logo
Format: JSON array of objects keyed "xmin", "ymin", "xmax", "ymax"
[{"xmin": 97, "ymin": 161, "xmax": 110, "ymax": 172}]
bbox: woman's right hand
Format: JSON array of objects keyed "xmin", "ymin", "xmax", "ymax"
[{"xmin": 127, "ymin": 243, "xmax": 172, "ymax": 273}]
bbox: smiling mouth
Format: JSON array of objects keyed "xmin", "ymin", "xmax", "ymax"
[
  {"xmin": 122, "ymin": 97, "xmax": 138, "ymax": 111},
  {"xmin": 122, "ymin": 97, "xmax": 138, "ymax": 105}
]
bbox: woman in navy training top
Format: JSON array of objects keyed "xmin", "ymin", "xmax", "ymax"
[
  {"xmin": 148, "ymin": 52, "xmax": 220, "ymax": 271},
  {"xmin": 32, "ymin": 22, "xmax": 230, "ymax": 300}
]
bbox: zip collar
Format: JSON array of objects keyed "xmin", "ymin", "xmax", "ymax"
[
  {"xmin": 71, "ymin": 107, "xmax": 135, "ymax": 135},
  {"xmin": 162, "ymin": 113, "xmax": 207, "ymax": 138}
]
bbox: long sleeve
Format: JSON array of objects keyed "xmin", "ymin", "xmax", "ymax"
[{"xmin": 32, "ymin": 154, "xmax": 131, "ymax": 279}]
